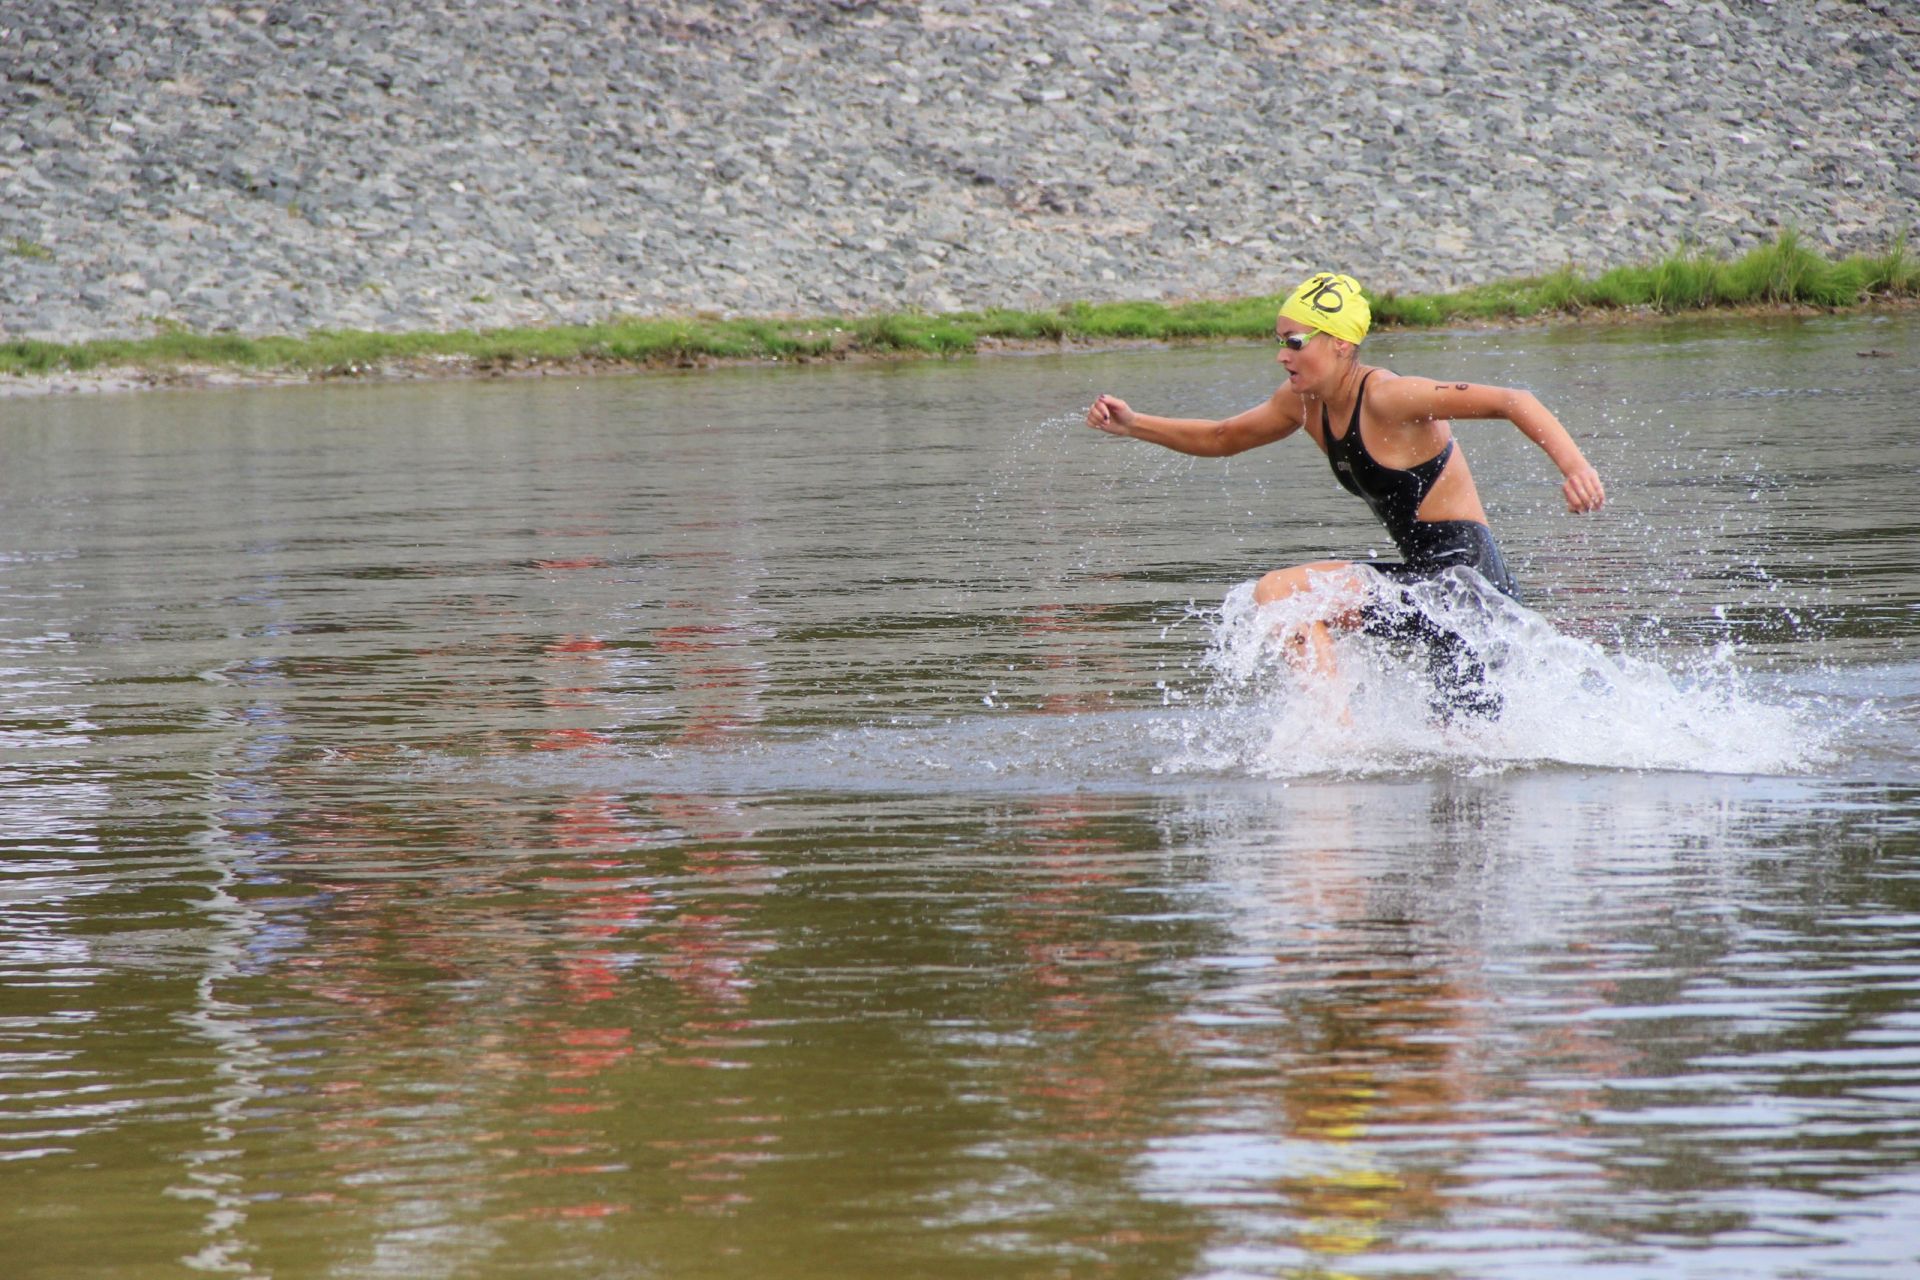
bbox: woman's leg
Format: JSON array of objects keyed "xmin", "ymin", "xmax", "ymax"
[{"xmin": 1251, "ymin": 560, "xmax": 1373, "ymax": 679}]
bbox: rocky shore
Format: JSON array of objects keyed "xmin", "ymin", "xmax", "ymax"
[{"xmin": 3, "ymin": 0, "xmax": 1916, "ymax": 346}]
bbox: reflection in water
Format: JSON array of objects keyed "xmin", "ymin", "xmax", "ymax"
[
  {"xmin": 0, "ymin": 629, "xmax": 109, "ymax": 1176},
  {"xmin": 175, "ymin": 582, "xmax": 299, "ymax": 1275},
  {"xmin": 0, "ymin": 318, "xmax": 1917, "ymax": 1277},
  {"xmin": 1145, "ymin": 777, "xmax": 1920, "ymax": 1277},
  {"xmin": 1148, "ymin": 783, "xmax": 1603, "ymax": 1276}
]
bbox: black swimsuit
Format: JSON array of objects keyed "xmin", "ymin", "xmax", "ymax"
[
  {"xmin": 1322, "ymin": 370, "xmax": 1519, "ymax": 600},
  {"xmin": 1321, "ymin": 370, "xmax": 1518, "ymax": 719}
]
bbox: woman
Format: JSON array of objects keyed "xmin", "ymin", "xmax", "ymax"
[{"xmin": 1085, "ymin": 271, "xmax": 1605, "ymax": 711}]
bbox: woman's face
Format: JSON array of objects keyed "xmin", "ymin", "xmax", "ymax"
[{"xmin": 1275, "ymin": 317, "xmax": 1338, "ymax": 392}]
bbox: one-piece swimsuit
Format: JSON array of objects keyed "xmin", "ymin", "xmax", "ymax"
[
  {"xmin": 1323, "ymin": 369, "xmax": 1519, "ymax": 600},
  {"xmin": 1322, "ymin": 369, "xmax": 1518, "ymax": 718}
]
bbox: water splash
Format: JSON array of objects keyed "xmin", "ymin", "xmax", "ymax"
[
  {"xmin": 424, "ymin": 568, "xmax": 1860, "ymax": 797},
  {"xmin": 1162, "ymin": 572, "xmax": 1842, "ymax": 779}
]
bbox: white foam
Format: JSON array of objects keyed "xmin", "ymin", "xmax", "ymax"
[{"xmin": 1161, "ymin": 574, "xmax": 1841, "ymax": 779}]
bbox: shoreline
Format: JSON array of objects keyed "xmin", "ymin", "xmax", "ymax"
[
  {"xmin": 3, "ymin": 301, "xmax": 1904, "ymax": 401},
  {"xmin": 5, "ymin": 298, "xmax": 1912, "ymax": 402},
  {"xmin": 6, "ymin": 234, "xmax": 1915, "ymax": 400}
]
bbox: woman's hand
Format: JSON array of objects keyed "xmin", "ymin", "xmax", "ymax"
[
  {"xmin": 1562, "ymin": 463, "xmax": 1605, "ymax": 513},
  {"xmin": 1086, "ymin": 394, "xmax": 1136, "ymax": 437}
]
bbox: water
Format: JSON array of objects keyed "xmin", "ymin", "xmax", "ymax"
[{"xmin": 3, "ymin": 314, "xmax": 1918, "ymax": 1279}]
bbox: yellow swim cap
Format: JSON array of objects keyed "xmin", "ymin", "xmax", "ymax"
[{"xmin": 1280, "ymin": 272, "xmax": 1370, "ymax": 345}]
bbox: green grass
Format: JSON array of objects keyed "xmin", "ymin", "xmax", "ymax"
[
  {"xmin": 5, "ymin": 230, "xmax": 1916, "ymax": 382},
  {"xmin": 1366, "ymin": 229, "xmax": 1917, "ymax": 329}
]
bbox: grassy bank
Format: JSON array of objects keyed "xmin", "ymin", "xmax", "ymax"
[{"xmin": 4, "ymin": 230, "xmax": 1915, "ymax": 382}]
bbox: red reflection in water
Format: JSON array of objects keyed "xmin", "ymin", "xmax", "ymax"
[
  {"xmin": 1008, "ymin": 794, "xmax": 1190, "ymax": 1150},
  {"xmin": 1019, "ymin": 601, "xmax": 1124, "ymax": 715}
]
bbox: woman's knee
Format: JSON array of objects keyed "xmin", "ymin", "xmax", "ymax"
[
  {"xmin": 1252, "ymin": 570, "xmax": 1291, "ymax": 606},
  {"xmin": 1254, "ymin": 561, "xmax": 1353, "ymax": 606}
]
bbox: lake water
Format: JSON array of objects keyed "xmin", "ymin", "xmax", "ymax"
[{"xmin": 3, "ymin": 314, "xmax": 1918, "ymax": 1279}]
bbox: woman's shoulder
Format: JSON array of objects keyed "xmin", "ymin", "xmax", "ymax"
[
  {"xmin": 1364, "ymin": 366, "xmax": 1450, "ymax": 407},
  {"xmin": 1361, "ymin": 368, "xmax": 1461, "ymax": 431}
]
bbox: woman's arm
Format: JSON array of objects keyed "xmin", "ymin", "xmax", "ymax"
[
  {"xmin": 1370, "ymin": 378, "xmax": 1606, "ymax": 513},
  {"xmin": 1086, "ymin": 389, "xmax": 1303, "ymax": 458}
]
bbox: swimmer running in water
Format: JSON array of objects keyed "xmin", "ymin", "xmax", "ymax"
[{"xmin": 1085, "ymin": 271, "xmax": 1605, "ymax": 712}]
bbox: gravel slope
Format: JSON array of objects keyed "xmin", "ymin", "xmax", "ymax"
[{"xmin": 2, "ymin": 0, "xmax": 1915, "ymax": 343}]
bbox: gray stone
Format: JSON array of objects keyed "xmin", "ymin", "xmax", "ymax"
[{"xmin": 0, "ymin": 0, "xmax": 1915, "ymax": 342}]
